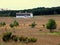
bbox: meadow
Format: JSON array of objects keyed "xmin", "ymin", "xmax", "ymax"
[{"xmin": 0, "ymin": 15, "xmax": 60, "ymax": 45}]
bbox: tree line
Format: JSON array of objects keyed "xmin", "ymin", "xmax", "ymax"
[{"xmin": 0, "ymin": 6, "xmax": 60, "ymax": 17}]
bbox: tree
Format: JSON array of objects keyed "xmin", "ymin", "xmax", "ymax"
[{"xmin": 46, "ymin": 19, "xmax": 57, "ymax": 32}]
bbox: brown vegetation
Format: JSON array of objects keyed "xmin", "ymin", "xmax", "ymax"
[{"xmin": 0, "ymin": 15, "xmax": 60, "ymax": 45}]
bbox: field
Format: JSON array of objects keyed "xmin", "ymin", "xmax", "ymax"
[{"xmin": 0, "ymin": 15, "xmax": 60, "ymax": 45}]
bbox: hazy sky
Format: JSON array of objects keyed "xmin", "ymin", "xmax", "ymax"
[{"xmin": 0, "ymin": 0, "xmax": 60, "ymax": 10}]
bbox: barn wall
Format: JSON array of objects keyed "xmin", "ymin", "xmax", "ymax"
[{"xmin": 16, "ymin": 13, "xmax": 33, "ymax": 18}]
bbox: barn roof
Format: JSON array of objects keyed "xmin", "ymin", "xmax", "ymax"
[{"xmin": 16, "ymin": 12, "xmax": 33, "ymax": 14}]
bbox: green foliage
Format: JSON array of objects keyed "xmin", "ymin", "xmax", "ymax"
[
  {"xmin": 19, "ymin": 36, "xmax": 28, "ymax": 42},
  {"xmin": 9, "ymin": 20, "xmax": 19, "ymax": 28},
  {"xmin": 29, "ymin": 22, "xmax": 36, "ymax": 28},
  {"xmin": 2, "ymin": 32, "xmax": 37, "ymax": 43},
  {"xmin": 0, "ymin": 7, "xmax": 60, "ymax": 17},
  {"xmin": 28, "ymin": 37, "xmax": 37, "ymax": 42},
  {"xmin": 22, "ymin": 37, "xmax": 28, "ymax": 42},
  {"xmin": 2, "ymin": 22, "xmax": 6, "ymax": 26},
  {"xmin": 9, "ymin": 24, "xmax": 14, "ymax": 28},
  {"xmin": 0, "ymin": 22, "xmax": 6, "ymax": 27},
  {"xmin": 2, "ymin": 32, "xmax": 12, "ymax": 42},
  {"xmin": 19, "ymin": 36, "xmax": 24, "ymax": 41},
  {"xmin": 46, "ymin": 19, "xmax": 57, "ymax": 32},
  {"xmin": 27, "ymin": 38, "xmax": 31, "ymax": 42},
  {"xmin": 19, "ymin": 36, "xmax": 37, "ymax": 43},
  {"xmin": 13, "ymin": 20, "xmax": 19, "ymax": 26},
  {"xmin": 11, "ymin": 35, "xmax": 18, "ymax": 42},
  {"xmin": 50, "ymin": 32, "xmax": 60, "ymax": 35}
]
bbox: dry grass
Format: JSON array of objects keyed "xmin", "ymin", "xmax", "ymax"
[{"xmin": 0, "ymin": 15, "xmax": 60, "ymax": 45}]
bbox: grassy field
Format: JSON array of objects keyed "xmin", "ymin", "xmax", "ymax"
[{"xmin": 0, "ymin": 15, "xmax": 60, "ymax": 45}]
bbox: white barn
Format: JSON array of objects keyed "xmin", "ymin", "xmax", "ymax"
[{"xmin": 16, "ymin": 12, "xmax": 33, "ymax": 18}]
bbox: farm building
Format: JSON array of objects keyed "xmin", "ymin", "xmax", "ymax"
[{"xmin": 16, "ymin": 12, "xmax": 33, "ymax": 18}]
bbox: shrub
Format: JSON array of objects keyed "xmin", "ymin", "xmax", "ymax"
[
  {"xmin": 29, "ymin": 22, "xmax": 36, "ymax": 28},
  {"xmin": 13, "ymin": 20, "xmax": 19, "ymax": 27},
  {"xmin": 30, "ymin": 37, "xmax": 37, "ymax": 42},
  {"xmin": 22, "ymin": 37, "xmax": 28, "ymax": 42},
  {"xmin": 0, "ymin": 22, "xmax": 6, "ymax": 27},
  {"xmin": 19, "ymin": 36, "xmax": 24, "ymax": 42},
  {"xmin": 9, "ymin": 20, "xmax": 19, "ymax": 28},
  {"xmin": 11, "ymin": 35, "xmax": 18, "ymax": 42},
  {"xmin": 2, "ymin": 32, "xmax": 37, "ymax": 43},
  {"xmin": 10, "ymin": 23, "xmax": 14, "ymax": 28},
  {"xmin": 2, "ymin": 22, "xmax": 6, "ymax": 26},
  {"xmin": 27, "ymin": 38, "xmax": 31, "ymax": 42},
  {"xmin": 28, "ymin": 37, "xmax": 37, "ymax": 43},
  {"xmin": 19, "ymin": 36, "xmax": 28, "ymax": 42},
  {"xmin": 11, "ymin": 35, "xmax": 16, "ymax": 39},
  {"xmin": 2, "ymin": 32, "xmax": 12, "ymax": 42},
  {"xmin": 46, "ymin": 19, "xmax": 57, "ymax": 32},
  {"xmin": 42, "ymin": 24, "xmax": 45, "ymax": 28}
]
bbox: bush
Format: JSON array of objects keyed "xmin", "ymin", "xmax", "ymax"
[
  {"xmin": 29, "ymin": 22, "xmax": 36, "ymax": 28},
  {"xmin": 46, "ymin": 19, "xmax": 57, "ymax": 32},
  {"xmin": 9, "ymin": 20, "xmax": 19, "ymax": 28},
  {"xmin": 13, "ymin": 20, "xmax": 19, "ymax": 27},
  {"xmin": 19, "ymin": 36, "xmax": 37, "ymax": 43},
  {"xmin": 2, "ymin": 22, "xmax": 6, "ymax": 26},
  {"xmin": 2, "ymin": 32, "xmax": 37, "ymax": 43},
  {"xmin": 27, "ymin": 38, "xmax": 31, "ymax": 42},
  {"xmin": 2, "ymin": 32, "xmax": 12, "ymax": 42},
  {"xmin": 19, "ymin": 36, "xmax": 28, "ymax": 43},
  {"xmin": 29, "ymin": 37, "xmax": 37, "ymax": 42},
  {"xmin": 10, "ymin": 24, "xmax": 14, "ymax": 28},
  {"xmin": 0, "ymin": 22, "xmax": 6, "ymax": 27},
  {"xmin": 22, "ymin": 37, "xmax": 28, "ymax": 42},
  {"xmin": 27, "ymin": 37, "xmax": 37, "ymax": 43},
  {"xmin": 42, "ymin": 24, "xmax": 45, "ymax": 28},
  {"xmin": 19, "ymin": 36, "xmax": 24, "ymax": 42},
  {"xmin": 11, "ymin": 35, "xmax": 18, "ymax": 42}
]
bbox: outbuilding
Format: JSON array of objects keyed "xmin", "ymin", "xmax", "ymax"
[{"xmin": 16, "ymin": 12, "xmax": 33, "ymax": 18}]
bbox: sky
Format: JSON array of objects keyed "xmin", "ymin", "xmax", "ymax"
[{"xmin": 0, "ymin": 0, "xmax": 60, "ymax": 10}]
